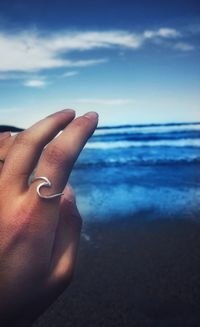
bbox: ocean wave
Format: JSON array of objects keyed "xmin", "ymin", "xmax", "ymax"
[
  {"xmin": 83, "ymin": 123, "xmax": 200, "ymax": 166},
  {"xmin": 86, "ymin": 139, "xmax": 200, "ymax": 149},
  {"xmin": 98, "ymin": 122, "xmax": 200, "ymax": 129},
  {"xmin": 91, "ymin": 130, "xmax": 200, "ymax": 142},
  {"xmin": 76, "ymin": 156, "xmax": 200, "ymax": 168},
  {"xmin": 95, "ymin": 122, "xmax": 200, "ymax": 136}
]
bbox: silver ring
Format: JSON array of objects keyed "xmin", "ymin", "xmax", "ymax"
[{"xmin": 31, "ymin": 176, "xmax": 64, "ymax": 199}]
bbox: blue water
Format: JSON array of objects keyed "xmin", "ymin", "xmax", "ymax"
[{"xmin": 70, "ymin": 122, "xmax": 200, "ymax": 222}]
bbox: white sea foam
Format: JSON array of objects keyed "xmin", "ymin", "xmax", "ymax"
[
  {"xmin": 95, "ymin": 123, "xmax": 200, "ymax": 136},
  {"xmin": 86, "ymin": 139, "xmax": 200, "ymax": 149}
]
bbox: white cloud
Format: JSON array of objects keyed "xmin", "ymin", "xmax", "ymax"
[
  {"xmin": 0, "ymin": 72, "xmax": 28, "ymax": 80},
  {"xmin": 144, "ymin": 28, "xmax": 180, "ymax": 39},
  {"xmin": 62, "ymin": 71, "xmax": 79, "ymax": 77},
  {"xmin": 0, "ymin": 27, "xmax": 193, "ymax": 76},
  {"xmin": 0, "ymin": 71, "xmax": 48, "ymax": 88},
  {"xmin": 0, "ymin": 72, "xmax": 48, "ymax": 83},
  {"xmin": 0, "ymin": 30, "xmax": 141, "ymax": 73},
  {"xmin": 23, "ymin": 79, "xmax": 47, "ymax": 88},
  {"xmin": 66, "ymin": 58, "xmax": 108, "ymax": 67},
  {"xmin": 174, "ymin": 42, "xmax": 195, "ymax": 51},
  {"xmin": 45, "ymin": 31, "xmax": 142, "ymax": 51},
  {"xmin": 75, "ymin": 98, "xmax": 135, "ymax": 106}
]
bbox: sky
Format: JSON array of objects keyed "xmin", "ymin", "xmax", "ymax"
[{"xmin": 0, "ymin": 0, "xmax": 200, "ymax": 127}]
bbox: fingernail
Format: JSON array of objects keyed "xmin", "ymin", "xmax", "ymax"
[
  {"xmin": 84, "ymin": 112, "xmax": 99, "ymax": 120},
  {"xmin": 0, "ymin": 131, "xmax": 11, "ymax": 140},
  {"xmin": 48, "ymin": 109, "xmax": 75, "ymax": 118},
  {"xmin": 59, "ymin": 109, "xmax": 75, "ymax": 114}
]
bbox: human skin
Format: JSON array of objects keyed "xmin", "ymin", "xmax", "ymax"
[{"xmin": 0, "ymin": 109, "xmax": 98, "ymax": 326}]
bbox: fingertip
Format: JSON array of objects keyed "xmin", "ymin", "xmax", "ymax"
[
  {"xmin": 47, "ymin": 109, "xmax": 76, "ymax": 119},
  {"xmin": 84, "ymin": 111, "xmax": 99, "ymax": 120},
  {"xmin": 60, "ymin": 109, "xmax": 76, "ymax": 115},
  {"xmin": 84, "ymin": 111, "xmax": 99, "ymax": 127}
]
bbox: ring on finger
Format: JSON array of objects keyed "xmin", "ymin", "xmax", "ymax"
[{"xmin": 31, "ymin": 176, "xmax": 64, "ymax": 200}]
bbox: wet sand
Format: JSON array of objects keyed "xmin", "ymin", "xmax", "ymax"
[{"xmin": 33, "ymin": 213, "xmax": 200, "ymax": 327}]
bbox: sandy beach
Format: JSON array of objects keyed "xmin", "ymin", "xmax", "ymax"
[{"xmin": 33, "ymin": 213, "xmax": 200, "ymax": 327}]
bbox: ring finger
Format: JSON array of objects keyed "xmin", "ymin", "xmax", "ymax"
[{"xmin": 29, "ymin": 112, "xmax": 98, "ymax": 203}]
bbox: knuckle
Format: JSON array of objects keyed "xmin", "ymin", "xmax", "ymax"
[
  {"xmin": 1, "ymin": 202, "xmax": 36, "ymax": 237},
  {"xmin": 43, "ymin": 145, "xmax": 66, "ymax": 167},
  {"xmin": 15, "ymin": 131, "xmax": 33, "ymax": 147},
  {"xmin": 66, "ymin": 185, "xmax": 76, "ymax": 202},
  {"xmin": 0, "ymin": 134, "xmax": 11, "ymax": 149},
  {"xmin": 73, "ymin": 116, "xmax": 91, "ymax": 129}
]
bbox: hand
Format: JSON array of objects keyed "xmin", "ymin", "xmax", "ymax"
[
  {"xmin": 0, "ymin": 109, "xmax": 98, "ymax": 326},
  {"xmin": 0, "ymin": 131, "xmax": 15, "ymax": 171}
]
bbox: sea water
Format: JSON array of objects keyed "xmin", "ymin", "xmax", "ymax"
[{"xmin": 70, "ymin": 122, "xmax": 200, "ymax": 222}]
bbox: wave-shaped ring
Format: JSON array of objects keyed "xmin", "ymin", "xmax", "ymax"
[{"xmin": 31, "ymin": 176, "xmax": 64, "ymax": 199}]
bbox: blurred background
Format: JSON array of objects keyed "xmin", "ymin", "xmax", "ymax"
[{"xmin": 1, "ymin": 0, "xmax": 200, "ymax": 326}]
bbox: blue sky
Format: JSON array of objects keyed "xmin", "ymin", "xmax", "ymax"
[{"xmin": 0, "ymin": 0, "xmax": 200, "ymax": 127}]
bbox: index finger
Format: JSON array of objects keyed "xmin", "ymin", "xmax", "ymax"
[{"xmin": 1, "ymin": 109, "xmax": 75, "ymax": 192}]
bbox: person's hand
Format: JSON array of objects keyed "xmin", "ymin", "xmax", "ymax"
[
  {"xmin": 0, "ymin": 109, "xmax": 98, "ymax": 326},
  {"xmin": 0, "ymin": 131, "xmax": 15, "ymax": 170}
]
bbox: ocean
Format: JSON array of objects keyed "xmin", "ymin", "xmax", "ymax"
[
  {"xmin": 70, "ymin": 122, "xmax": 200, "ymax": 222},
  {"xmin": 35, "ymin": 122, "xmax": 200, "ymax": 326}
]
